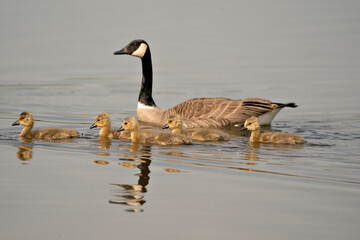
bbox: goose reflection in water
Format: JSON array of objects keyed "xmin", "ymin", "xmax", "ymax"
[{"xmin": 109, "ymin": 144, "xmax": 152, "ymax": 213}]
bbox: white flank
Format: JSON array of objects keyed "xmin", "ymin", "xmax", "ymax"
[
  {"xmin": 131, "ymin": 43, "xmax": 148, "ymax": 58},
  {"xmin": 257, "ymin": 109, "xmax": 281, "ymax": 125}
]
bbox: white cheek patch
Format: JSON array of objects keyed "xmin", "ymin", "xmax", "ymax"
[{"xmin": 131, "ymin": 43, "xmax": 147, "ymax": 58}]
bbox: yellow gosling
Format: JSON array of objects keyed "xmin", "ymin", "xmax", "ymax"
[
  {"xmin": 242, "ymin": 116, "xmax": 305, "ymax": 144},
  {"xmin": 163, "ymin": 115, "xmax": 230, "ymax": 141},
  {"xmin": 118, "ymin": 116, "xmax": 192, "ymax": 145},
  {"xmin": 12, "ymin": 112, "xmax": 79, "ymax": 140},
  {"xmin": 90, "ymin": 112, "xmax": 130, "ymax": 140}
]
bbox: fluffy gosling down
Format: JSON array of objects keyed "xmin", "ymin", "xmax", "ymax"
[
  {"xmin": 163, "ymin": 115, "xmax": 230, "ymax": 141},
  {"xmin": 118, "ymin": 116, "xmax": 192, "ymax": 145},
  {"xmin": 12, "ymin": 112, "xmax": 79, "ymax": 140},
  {"xmin": 242, "ymin": 116, "xmax": 305, "ymax": 144},
  {"xmin": 90, "ymin": 112, "xmax": 130, "ymax": 139}
]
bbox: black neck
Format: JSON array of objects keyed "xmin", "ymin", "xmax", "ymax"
[{"xmin": 138, "ymin": 49, "xmax": 156, "ymax": 107}]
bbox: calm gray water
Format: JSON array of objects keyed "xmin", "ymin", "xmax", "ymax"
[{"xmin": 1, "ymin": 1, "xmax": 360, "ymax": 240}]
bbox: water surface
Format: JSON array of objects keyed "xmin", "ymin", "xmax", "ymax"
[{"xmin": 1, "ymin": 1, "xmax": 360, "ymax": 240}]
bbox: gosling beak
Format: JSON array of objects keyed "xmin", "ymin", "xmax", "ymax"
[
  {"xmin": 12, "ymin": 120, "xmax": 20, "ymax": 126},
  {"xmin": 241, "ymin": 126, "xmax": 248, "ymax": 131},
  {"xmin": 113, "ymin": 47, "xmax": 128, "ymax": 55},
  {"xmin": 90, "ymin": 123, "xmax": 97, "ymax": 129},
  {"xmin": 117, "ymin": 127, "xmax": 125, "ymax": 132},
  {"xmin": 162, "ymin": 124, "xmax": 169, "ymax": 129}
]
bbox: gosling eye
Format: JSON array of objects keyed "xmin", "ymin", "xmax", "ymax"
[
  {"xmin": 124, "ymin": 122, "xmax": 128, "ymax": 125},
  {"xmin": 248, "ymin": 122, "xmax": 252, "ymax": 125},
  {"xmin": 97, "ymin": 119, "xmax": 100, "ymax": 122},
  {"xmin": 20, "ymin": 116, "xmax": 25, "ymax": 120},
  {"xmin": 169, "ymin": 120, "xmax": 173, "ymax": 123}
]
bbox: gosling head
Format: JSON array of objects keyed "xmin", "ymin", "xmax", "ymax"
[
  {"xmin": 12, "ymin": 112, "xmax": 34, "ymax": 127},
  {"xmin": 114, "ymin": 39, "xmax": 149, "ymax": 59},
  {"xmin": 163, "ymin": 115, "xmax": 183, "ymax": 130},
  {"xmin": 242, "ymin": 116, "xmax": 260, "ymax": 131},
  {"xmin": 118, "ymin": 116, "xmax": 138, "ymax": 132},
  {"xmin": 90, "ymin": 112, "xmax": 111, "ymax": 129}
]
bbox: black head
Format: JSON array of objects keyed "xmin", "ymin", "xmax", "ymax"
[{"xmin": 114, "ymin": 39, "xmax": 149, "ymax": 58}]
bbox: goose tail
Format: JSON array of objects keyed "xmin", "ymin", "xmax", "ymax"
[{"xmin": 274, "ymin": 102, "xmax": 298, "ymax": 108}]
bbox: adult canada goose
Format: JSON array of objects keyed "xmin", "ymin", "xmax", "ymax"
[
  {"xmin": 114, "ymin": 39, "xmax": 297, "ymax": 128},
  {"xmin": 12, "ymin": 112, "xmax": 79, "ymax": 140},
  {"xmin": 90, "ymin": 112, "xmax": 130, "ymax": 139},
  {"xmin": 118, "ymin": 116, "xmax": 192, "ymax": 145},
  {"xmin": 163, "ymin": 115, "xmax": 230, "ymax": 141},
  {"xmin": 242, "ymin": 116, "xmax": 305, "ymax": 144}
]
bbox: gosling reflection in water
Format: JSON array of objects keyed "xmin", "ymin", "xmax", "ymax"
[
  {"xmin": 17, "ymin": 145, "xmax": 33, "ymax": 161},
  {"xmin": 243, "ymin": 140, "xmax": 305, "ymax": 163},
  {"xmin": 96, "ymin": 137, "xmax": 112, "ymax": 149},
  {"xmin": 243, "ymin": 143, "xmax": 260, "ymax": 162},
  {"xmin": 93, "ymin": 138, "xmax": 112, "ymax": 156},
  {"xmin": 109, "ymin": 145, "xmax": 152, "ymax": 212},
  {"xmin": 15, "ymin": 138, "xmax": 33, "ymax": 162},
  {"xmin": 94, "ymin": 137, "xmax": 139, "ymax": 155}
]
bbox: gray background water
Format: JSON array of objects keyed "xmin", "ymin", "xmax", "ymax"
[{"xmin": 0, "ymin": 1, "xmax": 359, "ymax": 239}]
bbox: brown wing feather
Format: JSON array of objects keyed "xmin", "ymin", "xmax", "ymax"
[{"xmin": 170, "ymin": 97, "xmax": 282, "ymax": 128}]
